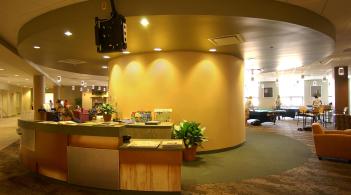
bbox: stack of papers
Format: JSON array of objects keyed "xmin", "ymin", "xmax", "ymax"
[
  {"xmin": 160, "ymin": 140, "xmax": 183, "ymax": 149},
  {"xmin": 127, "ymin": 140, "xmax": 161, "ymax": 148}
]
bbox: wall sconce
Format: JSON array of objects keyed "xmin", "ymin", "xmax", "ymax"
[
  {"xmin": 72, "ymin": 85, "xmax": 75, "ymax": 91},
  {"xmin": 322, "ymin": 76, "xmax": 327, "ymax": 82},
  {"xmin": 81, "ymin": 80, "xmax": 85, "ymax": 86},
  {"xmin": 338, "ymin": 67, "xmax": 344, "ymax": 76},
  {"xmin": 57, "ymin": 76, "xmax": 61, "ymax": 83}
]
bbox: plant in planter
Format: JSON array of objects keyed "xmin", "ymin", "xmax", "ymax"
[
  {"xmin": 100, "ymin": 103, "xmax": 116, "ymax": 122},
  {"xmin": 173, "ymin": 120, "xmax": 207, "ymax": 161}
]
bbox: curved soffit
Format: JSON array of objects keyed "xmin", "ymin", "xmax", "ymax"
[{"xmin": 17, "ymin": 0, "xmax": 335, "ymax": 76}]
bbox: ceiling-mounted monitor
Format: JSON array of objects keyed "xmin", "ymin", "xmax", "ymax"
[{"xmin": 95, "ymin": 0, "xmax": 127, "ymax": 53}]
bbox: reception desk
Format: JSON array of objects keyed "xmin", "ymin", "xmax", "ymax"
[{"xmin": 17, "ymin": 120, "xmax": 182, "ymax": 192}]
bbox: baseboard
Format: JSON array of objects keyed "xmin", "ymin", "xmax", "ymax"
[{"xmin": 197, "ymin": 141, "xmax": 246, "ymax": 154}]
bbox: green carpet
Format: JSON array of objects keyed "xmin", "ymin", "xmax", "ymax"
[{"xmin": 182, "ymin": 128, "xmax": 312, "ymax": 185}]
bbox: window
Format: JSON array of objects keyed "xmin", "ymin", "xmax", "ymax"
[{"xmin": 279, "ymin": 78, "xmax": 304, "ymax": 107}]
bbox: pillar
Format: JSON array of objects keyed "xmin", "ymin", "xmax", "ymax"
[
  {"xmin": 334, "ymin": 66, "xmax": 349, "ymax": 114},
  {"xmin": 53, "ymin": 85, "xmax": 61, "ymax": 102},
  {"xmin": 33, "ymin": 75, "xmax": 45, "ymax": 120}
]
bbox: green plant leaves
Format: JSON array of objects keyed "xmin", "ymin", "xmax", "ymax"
[
  {"xmin": 100, "ymin": 103, "xmax": 116, "ymax": 115},
  {"xmin": 172, "ymin": 120, "xmax": 207, "ymax": 148}
]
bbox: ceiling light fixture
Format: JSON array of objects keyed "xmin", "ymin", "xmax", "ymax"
[
  {"xmin": 0, "ymin": 68, "xmax": 4, "ymax": 71},
  {"xmin": 154, "ymin": 48, "xmax": 162, "ymax": 51},
  {"xmin": 122, "ymin": 51, "xmax": 130, "ymax": 54},
  {"xmin": 14, "ymin": 74, "xmax": 19, "ymax": 77},
  {"xmin": 33, "ymin": 45, "xmax": 40, "ymax": 49},
  {"xmin": 102, "ymin": 65, "xmax": 108, "ymax": 69},
  {"xmin": 25, "ymin": 78, "xmax": 29, "ymax": 81},
  {"xmin": 140, "ymin": 18, "xmax": 149, "ymax": 27},
  {"xmin": 103, "ymin": 55, "xmax": 110, "ymax": 59},
  {"xmin": 209, "ymin": 48, "xmax": 217, "ymax": 52},
  {"xmin": 64, "ymin": 30, "xmax": 73, "ymax": 36}
]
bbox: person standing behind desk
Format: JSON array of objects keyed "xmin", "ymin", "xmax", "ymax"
[{"xmin": 245, "ymin": 96, "xmax": 253, "ymax": 126}]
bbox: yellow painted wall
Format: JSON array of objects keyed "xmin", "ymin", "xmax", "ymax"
[
  {"xmin": 109, "ymin": 52, "xmax": 245, "ymax": 151},
  {"xmin": 60, "ymin": 86, "xmax": 82, "ymax": 106}
]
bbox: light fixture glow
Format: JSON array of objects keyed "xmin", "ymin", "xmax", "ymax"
[
  {"xmin": 80, "ymin": 87, "xmax": 83, "ymax": 92},
  {"xmin": 57, "ymin": 76, "xmax": 61, "ymax": 83},
  {"xmin": 0, "ymin": 68, "xmax": 4, "ymax": 71},
  {"xmin": 140, "ymin": 18, "xmax": 149, "ymax": 27},
  {"xmin": 72, "ymin": 86, "xmax": 75, "ymax": 91},
  {"xmin": 64, "ymin": 30, "xmax": 73, "ymax": 36},
  {"xmin": 92, "ymin": 85, "xmax": 95, "ymax": 89},
  {"xmin": 101, "ymin": 65, "xmax": 108, "ymax": 69},
  {"xmin": 102, "ymin": 55, "xmax": 110, "ymax": 59},
  {"xmin": 209, "ymin": 48, "xmax": 217, "ymax": 52},
  {"xmin": 81, "ymin": 80, "xmax": 85, "ymax": 86},
  {"xmin": 14, "ymin": 74, "xmax": 19, "ymax": 77},
  {"xmin": 33, "ymin": 45, "xmax": 40, "ymax": 49},
  {"xmin": 154, "ymin": 48, "xmax": 162, "ymax": 51},
  {"xmin": 25, "ymin": 78, "xmax": 29, "ymax": 81},
  {"xmin": 122, "ymin": 51, "xmax": 130, "ymax": 54},
  {"xmin": 98, "ymin": 86, "xmax": 101, "ymax": 90}
]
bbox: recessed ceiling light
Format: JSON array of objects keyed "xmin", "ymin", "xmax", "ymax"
[
  {"xmin": 209, "ymin": 48, "xmax": 217, "ymax": 52},
  {"xmin": 122, "ymin": 51, "xmax": 130, "ymax": 54},
  {"xmin": 154, "ymin": 48, "xmax": 162, "ymax": 51},
  {"xmin": 33, "ymin": 45, "xmax": 40, "ymax": 49},
  {"xmin": 14, "ymin": 74, "xmax": 19, "ymax": 77},
  {"xmin": 140, "ymin": 18, "xmax": 149, "ymax": 27},
  {"xmin": 102, "ymin": 55, "xmax": 110, "ymax": 59},
  {"xmin": 25, "ymin": 78, "xmax": 29, "ymax": 81},
  {"xmin": 101, "ymin": 65, "xmax": 108, "ymax": 69},
  {"xmin": 64, "ymin": 30, "xmax": 73, "ymax": 36},
  {"xmin": 0, "ymin": 68, "xmax": 4, "ymax": 71}
]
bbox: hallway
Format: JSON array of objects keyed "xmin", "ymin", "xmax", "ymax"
[{"xmin": 0, "ymin": 117, "xmax": 20, "ymax": 150}]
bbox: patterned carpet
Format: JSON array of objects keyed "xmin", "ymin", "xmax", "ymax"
[
  {"xmin": 182, "ymin": 120, "xmax": 351, "ymax": 194},
  {"xmin": 0, "ymin": 119, "xmax": 351, "ymax": 194}
]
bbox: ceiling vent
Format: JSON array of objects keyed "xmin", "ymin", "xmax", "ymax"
[
  {"xmin": 208, "ymin": 34, "xmax": 244, "ymax": 46},
  {"xmin": 57, "ymin": 59, "xmax": 87, "ymax": 65}
]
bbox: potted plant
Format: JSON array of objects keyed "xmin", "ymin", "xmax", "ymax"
[
  {"xmin": 100, "ymin": 103, "xmax": 116, "ymax": 122},
  {"xmin": 173, "ymin": 120, "xmax": 207, "ymax": 161}
]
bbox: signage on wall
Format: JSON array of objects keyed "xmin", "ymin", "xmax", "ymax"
[{"xmin": 338, "ymin": 67, "xmax": 344, "ymax": 76}]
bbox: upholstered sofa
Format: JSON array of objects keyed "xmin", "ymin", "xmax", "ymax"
[{"xmin": 312, "ymin": 123, "xmax": 351, "ymax": 161}]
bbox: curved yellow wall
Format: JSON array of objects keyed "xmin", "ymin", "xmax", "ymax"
[{"xmin": 108, "ymin": 52, "xmax": 245, "ymax": 151}]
